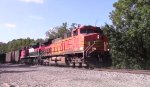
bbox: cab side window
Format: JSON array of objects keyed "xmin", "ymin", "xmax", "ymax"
[{"xmin": 95, "ymin": 27, "xmax": 103, "ymax": 35}]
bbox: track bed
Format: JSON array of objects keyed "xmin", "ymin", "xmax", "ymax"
[{"xmin": 1, "ymin": 64, "xmax": 150, "ymax": 87}]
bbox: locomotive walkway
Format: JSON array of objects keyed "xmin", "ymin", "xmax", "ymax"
[{"xmin": 0, "ymin": 64, "xmax": 150, "ymax": 87}]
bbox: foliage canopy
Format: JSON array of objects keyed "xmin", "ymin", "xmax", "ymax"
[{"xmin": 108, "ymin": 0, "xmax": 150, "ymax": 69}]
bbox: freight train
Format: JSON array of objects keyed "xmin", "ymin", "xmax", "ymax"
[{"xmin": 0, "ymin": 25, "xmax": 112, "ymax": 68}]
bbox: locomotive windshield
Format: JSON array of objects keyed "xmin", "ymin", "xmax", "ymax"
[
  {"xmin": 80, "ymin": 27, "xmax": 103, "ymax": 34},
  {"xmin": 80, "ymin": 29, "xmax": 94, "ymax": 34}
]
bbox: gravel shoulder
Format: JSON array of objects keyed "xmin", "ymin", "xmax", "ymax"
[{"xmin": 0, "ymin": 64, "xmax": 150, "ymax": 87}]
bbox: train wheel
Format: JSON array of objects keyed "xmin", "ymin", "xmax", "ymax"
[
  {"xmin": 78, "ymin": 62, "xmax": 82, "ymax": 68},
  {"xmin": 85, "ymin": 63, "xmax": 90, "ymax": 69},
  {"xmin": 72, "ymin": 62, "xmax": 75, "ymax": 68},
  {"xmin": 48, "ymin": 62, "xmax": 51, "ymax": 66},
  {"xmin": 55, "ymin": 61, "xmax": 58, "ymax": 66},
  {"xmin": 88, "ymin": 63, "xmax": 94, "ymax": 69},
  {"xmin": 66, "ymin": 62, "xmax": 70, "ymax": 67},
  {"xmin": 65, "ymin": 58, "xmax": 71, "ymax": 67}
]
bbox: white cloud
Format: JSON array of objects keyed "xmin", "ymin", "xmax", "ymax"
[
  {"xmin": 29, "ymin": 15, "xmax": 44, "ymax": 20},
  {"xmin": 4, "ymin": 23, "xmax": 16, "ymax": 28},
  {"xmin": 19, "ymin": 0, "xmax": 45, "ymax": 4}
]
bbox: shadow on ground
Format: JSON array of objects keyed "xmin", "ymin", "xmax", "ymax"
[
  {"xmin": 0, "ymin": 70, "xmax": 37, "ymax": 74},
  {"xmin": 0, "ymin": 63, "xmax": 38, "ymax": 68}
]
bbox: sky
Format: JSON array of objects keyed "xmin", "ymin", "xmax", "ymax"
[{"xmin": 0, "ymin": 0, "xmax": 118, "ymax": 43}]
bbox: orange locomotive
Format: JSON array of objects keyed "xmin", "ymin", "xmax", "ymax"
[{"xmin": 41, "ymin": 25, "xmax": 112, "ymax": 68}]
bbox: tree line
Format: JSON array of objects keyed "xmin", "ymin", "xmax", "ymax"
[
  {"xmin": 105, "ymin": 0, "xmax": 150, "ymax": 69},
  {"xmin": 0, "ymin": 0, "xmax": 150, "ymax": 69}
]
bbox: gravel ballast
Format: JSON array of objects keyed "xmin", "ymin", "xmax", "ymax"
[{"xmin": 0, "ymin": 64, "xmax": 150, "ymax": 87}]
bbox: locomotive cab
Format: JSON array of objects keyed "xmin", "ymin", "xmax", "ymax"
[
  {"xmin": 71, "ymin": 26, "xmax": 109, "ymax": 52},
  {"xmin": 72, "ymin": 26, "xmax": 103, "ymax": 35},
  {"xmin": 80, "ymin": 26, "xmax": 103, "ymax": 35}
]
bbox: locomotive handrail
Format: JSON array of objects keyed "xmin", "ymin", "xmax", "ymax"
[{"xmin": 84, "ymin": 41, "xmax": 95, "ymax": 57}]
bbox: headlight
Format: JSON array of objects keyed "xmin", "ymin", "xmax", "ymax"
[
  {"xmin": 92, "ymin": 47, "xmax": 96, "ymax": 50},
  {"xmin": 107, "ymin": 49, "xmax": 110, "ymax": 51},
  {"xmin": 97, "ymin": 35, "xmax": 99, "ymax": 39},
  {"xmin": 80, "ymin": 47, "xmax": 83, "ymax": 50}
]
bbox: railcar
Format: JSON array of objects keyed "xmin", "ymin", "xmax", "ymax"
[
  {"xmin": 0, "ymin": 53, "xmax": 6, "ymax": 63},
  {"xmin": 4, "ymin": 50, "xmax": 21, "ymax": 63},
  {"xmin": 20, "ymin": 44, "xmax": 39, "ymax": 65},
  {"xmin": 5, "ymin": 52, "xmax": 12, "ymax": 63}
]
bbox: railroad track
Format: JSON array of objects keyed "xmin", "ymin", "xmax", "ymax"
[
  {"xmin": 96, "ymin": 68, "xmax": 150, "ymax": 75},
  {"xmin": 1, "ymin": 63, "xmax": 150, "ymax": 75},
  {"xmin": 42, "ymin": 64, "xmax": 150, "ymax": 75}
]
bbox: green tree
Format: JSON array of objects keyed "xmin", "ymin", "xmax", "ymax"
[
  {"xmin": 35, "ymin": 38, "xmax": 45, "ymax": 44},
  {"xmin": 0, "ymin": 43, "xmax": 7, "ymax": 54},
  {"xmin": 46, "ymin": 22, "xmax": 69, "ymax": 39},
  {"xmin": 46, "ymin": 22, "xmax": 78, "ymax": 39},
  {"xmin": 7, "ymin": 38, "xmax": 34, "ymax": 52},
  {"xmin": 110, "ymin": 0, "xmax": 150, "ymax": 69}
]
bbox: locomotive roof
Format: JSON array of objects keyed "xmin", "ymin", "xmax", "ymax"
[
  {"xmin": 30, "ymin": 43, "xmax": 39, "ymax": 48},
  {"xmin": 74, "ymin": 25, "xmax": 100, "ymax": 30},
  {"xmin": 42, "ymin": 39, "xmax": 53, "ymax": 45}
]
